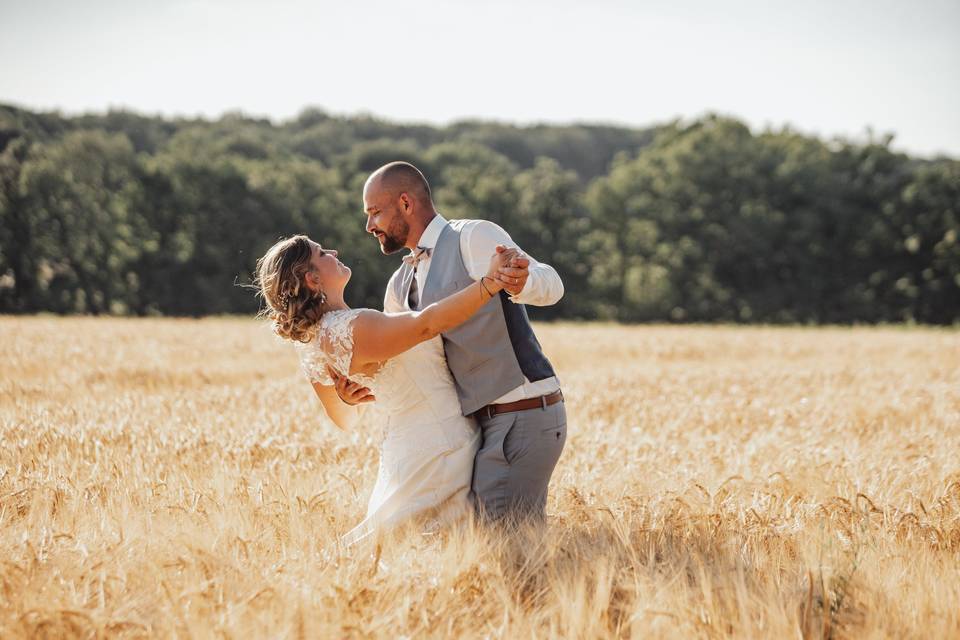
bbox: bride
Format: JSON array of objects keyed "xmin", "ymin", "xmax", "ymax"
[{"xmin": 256, "ymin": 234, "xmax": 518, "ymax": 545}]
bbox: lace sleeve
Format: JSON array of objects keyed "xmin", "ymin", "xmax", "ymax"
[
  {"xmin": 295, "ymin": 339, "xmax": 333, "ymax": 385},
  {"xmin": 294, "ymin": 309, "xmax": 364, "ymax": 385}
]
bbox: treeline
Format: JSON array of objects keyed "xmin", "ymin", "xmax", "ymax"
[{"xmin": 0, "ymin": 104, "xmax": 957, "ymax": 323}]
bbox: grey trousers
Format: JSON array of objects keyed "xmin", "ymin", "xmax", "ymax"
[{"xmin": 471, "ymin": 400, "xmax": 567, "ymax": 521}]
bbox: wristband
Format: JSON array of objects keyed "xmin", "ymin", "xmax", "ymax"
[{"xmin": 480, "ymin": 277, "xmax": 497, "ymax": 297}]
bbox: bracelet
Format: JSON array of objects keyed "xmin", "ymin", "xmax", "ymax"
[{"xmin": 480, "ymin": 277, "xmax": 497, "ymax": 298}]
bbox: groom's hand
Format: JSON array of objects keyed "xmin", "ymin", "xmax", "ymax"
[
  {"xmin": 495, "ymin": 246, "xmax": 530, "ymax": 295},
  {"xmin": 326, "ymin": 365, "xmax": 376, "ymax": 405}
]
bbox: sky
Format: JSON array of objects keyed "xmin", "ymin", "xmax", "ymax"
[{"xmin": 1, "ymin": 0, "xmax": 958, "ymax": 157}]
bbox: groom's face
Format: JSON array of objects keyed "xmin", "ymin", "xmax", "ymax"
[{"xmin": 363, "ymin": 187, "xmax": 410, "ymax": 255}]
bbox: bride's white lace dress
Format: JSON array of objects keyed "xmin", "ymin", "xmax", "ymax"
[{"xmin": 295, "ymin": 309, "xmax": 480, "ymax": 545}]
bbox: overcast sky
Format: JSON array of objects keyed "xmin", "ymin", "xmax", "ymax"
[{"xmin": 2, "ymin": 0, "xmax": 958, "ymax": 157}]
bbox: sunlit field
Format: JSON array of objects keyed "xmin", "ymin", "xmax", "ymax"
[{"xmin": 1, "ymin": 317, "xmax": 958, "ymax": 638}]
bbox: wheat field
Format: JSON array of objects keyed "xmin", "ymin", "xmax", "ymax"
[{"xmin": 1, "ymin": 316, "xmax": 958, "ymax": 638}]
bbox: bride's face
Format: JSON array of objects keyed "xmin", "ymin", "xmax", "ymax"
[{"xmin": 305, "ymin": 239, "xmax": 351, "ymax": 295}]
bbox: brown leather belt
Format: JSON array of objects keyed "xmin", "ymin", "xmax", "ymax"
[{"xmin": 473, "ymin": 389, "xmax": 564, "ymax": 420}]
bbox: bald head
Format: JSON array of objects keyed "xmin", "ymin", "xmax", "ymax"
[
  {"xmin": 362, "ymin": 161, "xmax": 437, "ymax": 254},
  {"xmin": 364, "ymin": 161, "xmax": 433, "ymax": 208}
]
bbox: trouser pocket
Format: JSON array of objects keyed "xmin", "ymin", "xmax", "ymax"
[
  {"xmin": 473, "ymin": 402, "xmax": 568, "ymax": 519},
  {"xmin": 471, "ymin": 413, "xmax": 517, "ymax": 516}
]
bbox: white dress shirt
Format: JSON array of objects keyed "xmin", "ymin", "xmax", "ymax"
[{"xmin": 384, "ymin": 214, "xmax": 563, "ymax": 404}]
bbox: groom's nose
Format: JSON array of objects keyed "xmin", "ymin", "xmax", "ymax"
[{"xmin": 365, "ymin": 216, "xmax": 376, "ymax": 234}]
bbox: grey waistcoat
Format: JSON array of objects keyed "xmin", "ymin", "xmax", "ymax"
[{"xmin": 392, "ymin": 221, "xmax": 556, "ymax": 416}]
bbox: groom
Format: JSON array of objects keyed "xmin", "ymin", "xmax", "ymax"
[{"xmin": 333, "ymin": 161, "xmax": 567, "ymax": 521}]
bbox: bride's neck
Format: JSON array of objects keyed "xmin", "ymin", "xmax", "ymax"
[{"xmin": 323, "ymin": 293, "xmax": 349, "ymax": 312}]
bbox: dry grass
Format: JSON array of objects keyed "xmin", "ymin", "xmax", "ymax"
[{"xmin": 1, "ymin": 316, "xmax": 958, "ymax": 638}]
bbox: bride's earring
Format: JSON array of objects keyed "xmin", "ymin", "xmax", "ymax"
[{"xmin": 306, "ymin": 271, "xmax": 326, "ymax": 306}]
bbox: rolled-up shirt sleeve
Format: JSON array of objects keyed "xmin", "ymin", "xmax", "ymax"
[{"xmin": 458, "ymin": 220, "xmax": 564, "ymax": 307}]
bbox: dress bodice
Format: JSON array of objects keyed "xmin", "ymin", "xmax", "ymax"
[{"xmin": 295, "ymin": 309, "xmax": 465, "ymax": 424}]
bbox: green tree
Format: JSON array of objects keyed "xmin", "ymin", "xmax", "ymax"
[
  {"xmin": 511, "ymin": 158, "xmax": 589, "ymax": 318},
  {"xmin": 0, "ymin": 137, "xmax": 31, "ymax": 311},
  {"xmin": 18, "ymin": 131, "xmax": 145, "ymax": 313}
]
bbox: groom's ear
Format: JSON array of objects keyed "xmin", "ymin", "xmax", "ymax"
[{"xmin": 398, "ymin": 192, "xmax": 413, "ymax": 215}]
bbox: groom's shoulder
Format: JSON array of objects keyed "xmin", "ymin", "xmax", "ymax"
[
  {"xmin": 448, "ymin": 218, "xmax": 497, "ymax": 234},
  {"xmin": 447, "ymin": 218, "xmax": 472, "ymax": 233},
  {"xmin": 448, "ymin": 218, "xmax": 513, "ymax": 244}
]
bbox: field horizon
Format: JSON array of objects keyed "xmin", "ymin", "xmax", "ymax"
[{"xmin": 2, "ymin": 317, "xmax": 958, "ymax": 638}]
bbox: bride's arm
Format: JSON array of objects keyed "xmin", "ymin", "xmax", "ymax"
[
  {"xmin": 349, "ymin": 248, "xmax": 514, "ymax": 367},
  {"xmin": 296, "ymin": 342, "xmax": 372, "ymax": 431},
  {"xmin": 308, "ymin": 381, "xmax": 366, "ymax": 431}
]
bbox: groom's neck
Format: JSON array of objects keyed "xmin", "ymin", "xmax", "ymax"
[{"xmin": 405, "ymin": 211, "xmax": 437, "ymax": 250}]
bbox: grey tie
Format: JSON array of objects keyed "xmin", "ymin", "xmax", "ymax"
[
  {"xmin": 403, "ymin": 246, "xmax": 431, "ymax": 309},
  {"xmin": 408, "ymin": 267, "xmax": 420, "ymax": 309}
]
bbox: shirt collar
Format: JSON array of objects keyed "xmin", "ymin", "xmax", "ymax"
[{"xmin": 416, "ymin": 214, "xmax": 448, "ymax": 250}]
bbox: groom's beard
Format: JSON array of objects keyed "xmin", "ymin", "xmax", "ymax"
[{"xmin": 378, "ymin": 215, "xmax": 410, "ymax": 254}]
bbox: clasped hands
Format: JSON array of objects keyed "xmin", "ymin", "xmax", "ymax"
[
  {"xmin": 329, "ymin": 245, "xmax": 531, "ymax": 407},
  {"xmin": 491, "ymin": 244, "xmax": 531, "ymax": 296}
]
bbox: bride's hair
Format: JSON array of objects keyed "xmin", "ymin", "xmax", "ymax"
[{"xmin": 255, "ymin": 235, "xmax": 326, "ymax": 343}]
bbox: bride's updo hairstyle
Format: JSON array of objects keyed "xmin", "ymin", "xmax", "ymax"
[{"xmin": 256, "ymin": 235, "xmax": 326, "ymax": 343}]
